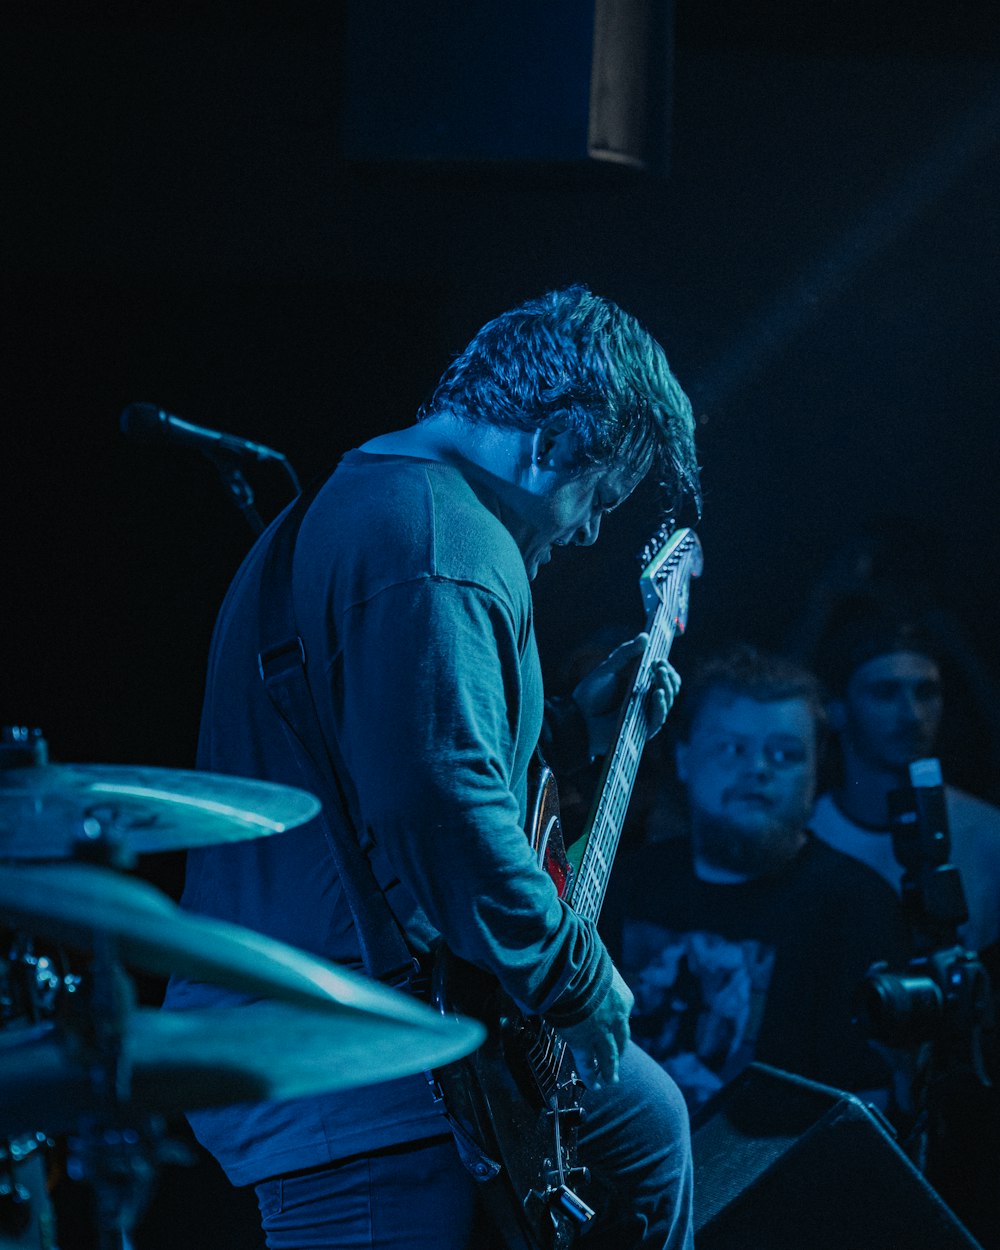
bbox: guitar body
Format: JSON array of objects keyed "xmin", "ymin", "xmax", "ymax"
[{"xmin": 433, "ymin": 757, "xmax": 588, "ymax": 1250}]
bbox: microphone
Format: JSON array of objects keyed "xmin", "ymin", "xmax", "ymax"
[{"xmin": 120, "ymin": 402, "xmax": 286, "ymax": 465}]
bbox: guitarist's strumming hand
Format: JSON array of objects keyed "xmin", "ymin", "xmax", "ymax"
[
  {"xmin": 571, "ymin": 633, "xmax": 681, "ymax": 760},
  {"xmin": 559, "ymin": 965, "xmax": 635, "ymax": 1092}
]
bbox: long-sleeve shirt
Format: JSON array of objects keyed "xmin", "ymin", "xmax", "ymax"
[{"xmin": 164, "ymin": 450, "xmax": 610, "ymax": 1185}]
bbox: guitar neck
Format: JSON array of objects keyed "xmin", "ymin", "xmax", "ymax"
[
  {"xmin": 566, "ymin": 528, "xmax": 701, "ymax": 924},
  {"xmin": 567, "ymin": 606, "xmax": 677, "ymax": 923}
]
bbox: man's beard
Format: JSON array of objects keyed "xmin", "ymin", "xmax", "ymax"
[{"xmin": 692, "ymin": 810, "xmax": 805, "ymax": 878}]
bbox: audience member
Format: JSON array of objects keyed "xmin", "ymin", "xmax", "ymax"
[
  {"xmin": 809, "ymin": 592, "xmax": 1000, "ymax": 1250},
  {"xmin": 602, "ymin": 645, "xmax": 907, "ymax": 1113},
  {"xmin": 785, "ymin": 518, "xmax": 1000, "ymax": 801},
  {"xmin": 810, "ymin": 595, "xmax": 1000, "ymax": 960}
]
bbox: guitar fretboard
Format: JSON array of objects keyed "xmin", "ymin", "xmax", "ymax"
[{"xmin": 567, "ymin": 529, "xmax": 702, "ymax": 923}]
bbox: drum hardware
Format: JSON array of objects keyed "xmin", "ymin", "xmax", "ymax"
[
  {"xmin": 0, "ymin": 728, "xmax": 321, "ymax": 867},
  {"xmin": 0, "ymin": 1000, "xmax": 486, "ymax": 1143},
  {"xmin": 38, "ymin": 919, "xmax": 187, "ymax": 1250},
  {"xmin": 1, "ymin": 936, "xmax": 79, "ymax": 1029},
  {"xmin": 0, "ymin": 731, "xmax": 486, "ymax": 1248},
  {"xmin": 64, "ymin": 1117, "xmax": 192, "ymax": 1250},
  {"xmin": 1, "ymin": 860, "xmax": 414, "ymax": 1014},
  {"xmin": 0, "ymin": 729, "xmax": 47, "ymax": 770},
  {"xmin": 0, "ymin": 998, "xmax": 486, "ymax": 1249},
  {"xmin": 0, "ymin": 760, "xmax": 322, "ymax": 867},
  {"xmin": 1, "ymin": 927, "xmax": 76, "ymax": 1248},
  {"xmin": 0, "ymin": 1141, "xmax": 55, "ymax": 1250}
]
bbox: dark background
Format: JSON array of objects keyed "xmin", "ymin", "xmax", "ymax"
[{"xmin": 3, "ymin": 2, "xmax": 999, "ymax": 1246}]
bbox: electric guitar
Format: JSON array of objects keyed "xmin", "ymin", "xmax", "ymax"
[{"xmin": 433, "ymin": 526, "xmax": 703, "ymax": 1249}]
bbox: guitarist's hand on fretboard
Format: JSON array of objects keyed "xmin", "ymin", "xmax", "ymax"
[
  {"xmin": 571, "ymin": 633, "xmax": 682, "ymax": 758},
  {"xmin": 557, "ymin": 965, "xmax": 635, "ymax": 1092}
]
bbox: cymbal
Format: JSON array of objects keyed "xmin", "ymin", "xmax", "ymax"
[
  {"xmin": 0, "ymin": 862, "xmax": 416, "ymax": 1017},
  {"xmin": 0, "ymin": 1000, "xmax": 485, "ymax": 1139},
  {"xmin": 0, "ymin": 764, "xmax": 321, "ymax": 859}
]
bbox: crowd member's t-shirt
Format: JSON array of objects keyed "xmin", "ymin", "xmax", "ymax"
[{"xmin": 601, "ymin": 834, "xmax": 907, "ymax": 1111}]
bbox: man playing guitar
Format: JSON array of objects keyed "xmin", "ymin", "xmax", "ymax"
[{"xmin": 165, "ymin": 285, "xmax": 702, "ymax": 1249}]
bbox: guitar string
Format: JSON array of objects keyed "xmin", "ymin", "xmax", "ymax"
[
  {"xmin": 576, "ymin": 621, "xmax": 672, "ymax": 918},
  {"xmin": 572, "ymin": 552, "xmax": 692, "ymax": 923},
  {"xmin": 537, "ymin": 542, "xmax": 696, "ymax": 1091},
  {"xmin": 538, "ymin": 616, "xmax": 668, "ymax": 1085}
]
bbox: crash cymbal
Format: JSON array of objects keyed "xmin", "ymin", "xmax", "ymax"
[
  {"xmin": 0, "ymin": 862, "xmax": 417, "ymax": 1017},
  {"xmin": 0, "ymin": 1000, "xmax": 485, "ymax": 1139},
  {"xmin": 0, "ymin": 763, "xmax": 320, "ymax": 859}
]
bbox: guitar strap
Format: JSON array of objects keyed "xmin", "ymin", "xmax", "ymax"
[
  {"xmin": 256, "ymin": 474, "xmax": 417, "ymax": 986},
  {"xmin": 256, "ymin": 473, "xmax": 504, "ymax": 1186}
]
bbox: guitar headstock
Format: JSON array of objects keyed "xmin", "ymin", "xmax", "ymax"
[{"xmin": 638, "ymin": 526, "xmax": 704, "ymax": 630}]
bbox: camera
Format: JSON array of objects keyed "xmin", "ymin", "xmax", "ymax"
[
  {"xmin": 862, "ymin": 947, "xmax": 991, "ymax": 1051},
  {"xmin": 859, "ymin": 759, "xmax": 993, "ymax": 1081}
]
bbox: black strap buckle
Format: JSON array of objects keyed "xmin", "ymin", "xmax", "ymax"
[{"xmin": 257, "ymin": 636, "xmax": 306, "ymax": 682}]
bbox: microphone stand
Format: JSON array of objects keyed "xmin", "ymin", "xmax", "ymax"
[
  {"xmin": 209, "ymin": 450, "xmax": 302, "ymax": 538},
  {"xmin": 119, "ymin": 403, "xmax": 303, "ymax": 535},
  {"xmin": 211, "ymin": 454, "xmax": 266, "ymax": 536}
]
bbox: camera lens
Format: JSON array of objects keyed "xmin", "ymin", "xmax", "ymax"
[{"xmin": 860, "ymin": 969, "xmax": 944, "ymax": 1046}]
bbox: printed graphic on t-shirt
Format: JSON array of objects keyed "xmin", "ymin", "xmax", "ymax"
[{"xmin": 621, "ymin": 920, "xmax": 775, "ymax": 1109}]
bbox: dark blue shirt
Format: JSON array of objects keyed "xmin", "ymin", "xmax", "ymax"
[{"xmin": 165, "ymin": 451, "xmax": 610, "ymax": 1184}]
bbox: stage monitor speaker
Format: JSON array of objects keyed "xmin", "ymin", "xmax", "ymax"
[
  {"xmin": 341, "ymin": 0, "xmax": 673, "ymax": 175},
  {"xmin": 691, "ymin": 1064, "xmax": 983, "ymax": 1250}
]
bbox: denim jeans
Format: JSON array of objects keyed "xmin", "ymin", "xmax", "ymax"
[{"xmin": 254, "ymin": 1041, "xmax": 693, "ymax": 1250}]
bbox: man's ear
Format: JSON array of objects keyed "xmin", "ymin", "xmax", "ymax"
[
  {"xmin": 530, "ymin": 425, "xmax": 578, "ymax": 470},
  {"xmin": 675, "ymin": 739, "xmax": 690, "ymax": 783},
  {"xmin": 826, "ymin": 698, "xmax": 847, "ymax": 734}
]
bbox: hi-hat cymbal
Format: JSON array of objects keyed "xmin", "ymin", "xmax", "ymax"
[
  {"xmin": 0, "ymin": 764, "xmax": 320, "ymax": 859},
  {"xmin": 0, "ymin": 1000, "xmax": 484, "ymax": 1140},
  {"xmin": 0, "ymin": 862, "xmax": 414, "ymax": 1017}
]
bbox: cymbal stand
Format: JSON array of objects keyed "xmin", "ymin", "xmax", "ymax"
[
  {"xmin": 66, "ymin": 1113, "xmax": 188, "ymax": 1250},
  {"xmin": 62, "ymin": 821, "xmax": 190, "ymax": 1250}
]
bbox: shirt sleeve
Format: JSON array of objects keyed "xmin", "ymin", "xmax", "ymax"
[{"xmin": 331, "ymin": 574, "xmax": 611, "ymax": 1025}]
